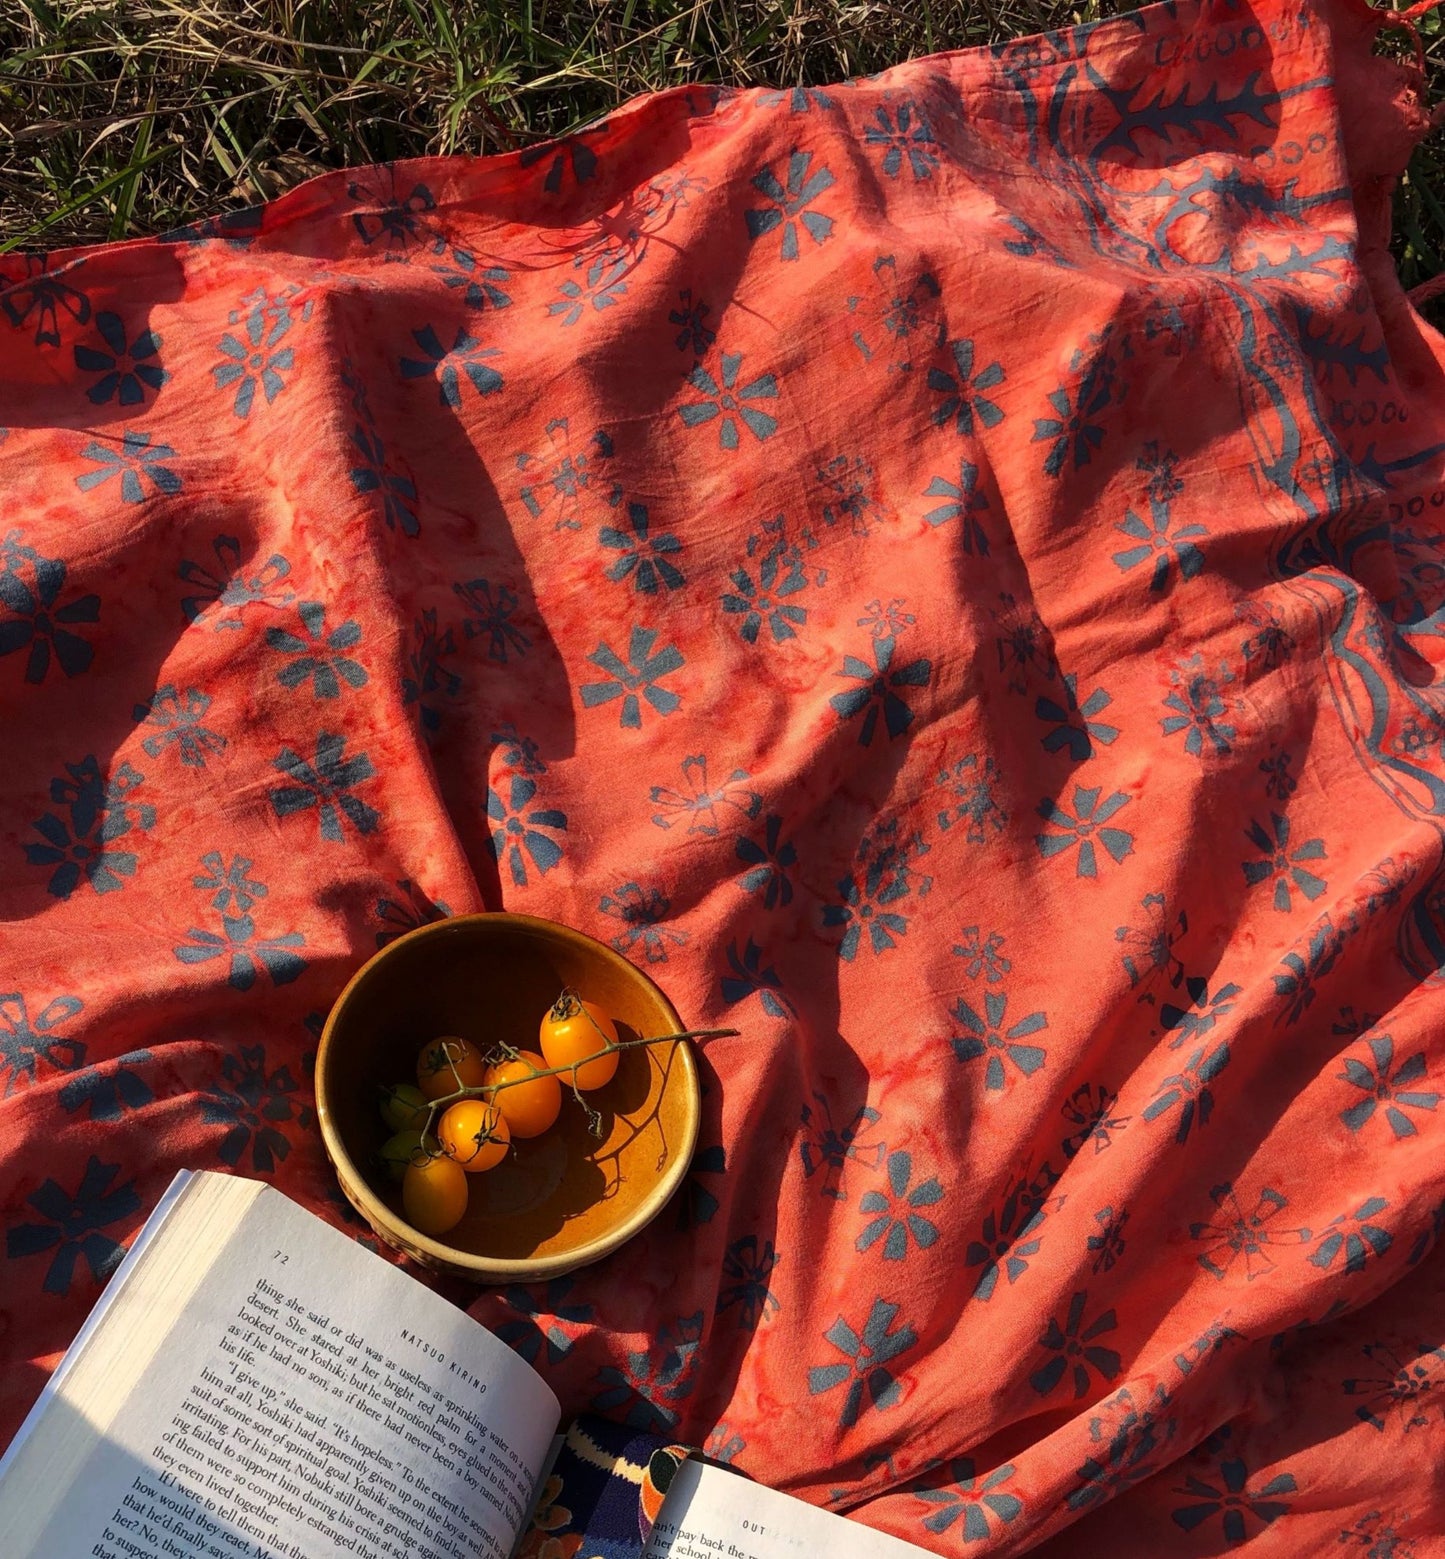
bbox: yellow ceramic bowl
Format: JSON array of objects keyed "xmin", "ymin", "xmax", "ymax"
[{"xmin": 316, "ymin": 912, "xmax": 699, "ymax": 1282}]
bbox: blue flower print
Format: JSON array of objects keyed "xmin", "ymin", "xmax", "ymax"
[
  {"xmin": 1030, "ymin": 1292, "xmax": 1121, "ymax": 1398},
  {"xmin": 916, "ymin": 1461, "xmax": 1023, "ymax": 1544},
  {"xmin": 936, "ymin": 754, "xmax": 1008, "ymax": 842},
  {"xmin": 858, "ymin": 597, "xmax": 915, "ymax": 639},
  {"xmin": 1242, "ymin": 814, "xmax": 1328, "ymax": 911},
  {"xmin": 269, "ymin": 732, "xmax": 380, "ymax": 842},
  {"xmin": 174, "ymin": 855, "xmax": 306, "ymax": 990},
  {"xmin": 1161, "ymin": 976, "xmax": 1240, "ymax": 1048},
  {"xmin": 374, "ymin": 878, "xmax": 451, "ymax": 949},
  {"xmin": 432, "ymin": 249, "xmax": 512, "ymax": 311},
  {"xmin": 400, "ymin": 324, "xmax": 503, "ymax": 406},
  {"xmin": 669, "ymin": 289, "xmax": 714, "ymax": 354},
  {"xmin": 921, "ymin": 459, "xmax": 991, "ymax": 553},
  {"xmin": 824, "ymin": 822, "xmax": 931, "ymax": 961},
  {"xmin": 589, "ymin": 1312, "xmax": 702, "ymax": 1432},
  {"xmin": 830, "ymin": 634, "xmax": 932, "ymax": 744},
  {"xmin": 857, "ymin": 1151, "xmax": 943, "ymax": 1260},
  {"xmin": 928, "ymin": 339, "xmax": 1006, "ymax": 436},
  {"xmin": 704, "ymin": 1425, "xmax": 746, "ymax": 1465},
  {"xmin": 348, "ymin": 420, "xmax": 420, "ymax": 537},
  {"xmin": 1112, "ymin": 495, "xmax": 1207, "ymax": 592},
  {"xmin": 1171, "ymin": 1457, "xmax": 1297, "ymax": 1545},
  {"xmin": 721, "ymin": 529, "xmax": 811, "ymax": 644},
  {"xmin": 212, "ymin": 288, "xmax": 304, "ymax": 417},
  {"xmin": 717, "ymin": 1236, "xmax": 781, "ymax": 1330},
  {"xmin": 598, "ymin": 882, "xmax": 689, "ymax": 964},
  {"xmin": 965, "ymin": 1166, "xmax": 1055, "ymax": 1301},
  {"xmin": 1190, "ymin": 1183, "xmax": 1309, "ymax": 1282},
  {"xmin": 864, "ymin": 101, "xmax": 938, "ymax": 180},
  {"xmin": 0, "ymin": 992, "xmax": 85, "ymax": 1094},
  {"xmin": 516, "ymin": 419, "xmax": 613, "ymax": 531},
  {"xmin": 954, "ymin": 925, "xmax": 1010, "ymax": 982},
  {"xmin": 179, "ymin": 533, "xmax": 293, "ymax": 630},
  {"xmin": 25, "ymin": 756, "xmax": 154, "ymax": 900},
  {"xmin": 548, "ymin": 256, "xmax": 629, "ymax": 324},
  {"xmin": 807, "ymin": 1298, "xmax": 916, "ymax": 1428},
  {"xmin": 1272, "ymin": 914, "xmax": 1349, "ymax": 1026},
  {"xmin": 949, "ymin": 990, "xmax": 1048, "ymax": 1091},
  {"xmin": 74, "ymin": 312, "xmax": 166, "ymax": 405},
  {"xmin": 199, "ymin": 1044, "xmax": 309, "ymax": 1174},
  {"xmin": 1342, "ymin": 1340, "xmax": 1445, "ymax": 1433},
  {"xmin": 75, "ymin": 431, "xmax": 181, "ymax": 504},
  {"xmin": 679, "ymin": 353, "xmax": 778, "ymax": 448},
  {"xmin": 1062, "ymin": 1083, "xmax": 1131, "ymax": 1159},
  {"xmin": 4, "ymin": 1157, "xmax": 140, "ymax": 1294},
  {"xmin": 1087, "ymin": 1206, "xmax": 1130, "ymax": 1273},
  {"xmin": 192, "ymin": 851, "xmax": 265, "ymax": 913},
  {"xmin": 580, "ymin": 626, "xmax": 684, "ymax": 729},
  {"xmin": 267, "ymin": 601, "xmax": 368, "ymax": 700},
  {"xmin": 455, "ymin": 578, "xmax": 530, "ymax": 663},
  {"xmin": 1033, "ymin": 329, "xmax": 1125, "ymax": 477},
  {"xmin": 1161, "ymin": 654, "xmax": 1236, "ymax": 756},
  {"xmin": 493, "ymin": 1279, "xmax": 593, "ymax": 1367},
  {"xmin": 1336, "ymin": 1510, "xmax": 1415, "ymax": 1555},
  {"xmin": 817, "ymin": 453, "xmax": 886, "ymax": 534},
  {"xmin": 650, "ymin": 753, "xmax": 760, "ymax": 835},
  {"xmin": 1309, "ymin": 1197, "xmax": 1392, "ymax": 1274},
  {"xmin": 720, "ymin": 938, "xmax": 793, "ymax": 1019},
  {"xmin": 133, "ymin": 685, "xmax": 226, "ymax": 767},
  {"xmin": 1036, "ymin": 786, "xmax": 1134, "ymax": 877},
  {"xmin": 1141, "ymin": 1042, "xmax": 1230, "ymax": 1144},
  {"xmin": 736, "ymin": 814, "xmax": 797, "ymax": 909},
  {"xmin": 1065, "ymin": 1383, "xmax": 1173, "ymax": 1512},
  {"xmin": 1, "ymin": 255, "xmax": 91, "ymax": 347},
  {"xmin": 347, "ymin": 172, "xmax": 440, "ymax": 253},
  {"xmin": 1115, "ymin": 892, "xmax": 1187, "ymax": 989},
  {"xmin": 58, "ymin": 1050, "xmax": 154, "ymax": 1122},
  {"xmin": 1339, "ymin": 1033, "xmax": 1439, "ymax": 1138},
  {"xmin": 487, "ymin": 775, "xmax": 567, "ymax": 886},
  {"xmin": 1237, "ymin": 598, "xmax": 1296, "ymax": 669},
  {"xmin": 402, "ymin": 608, "xmax": 460, "ymax": 735},
  {"xmin": 799, "ymin": 1092, "xmax": 885, "ymax": 1203},
  {"xmin": 0, "ymin": 545, "xmax": 100, "ymax": 684},
  {"xmin": 677, "ymin": 1143, "xmax": 726, "ymax": 1228},
  {"xmin": 599, "ymin": 500, "xmax": 685, "ymax": 593},
  {"xmin": 758, "ymin": 86, "xmax": 838, "ymax": 113},
  {"xmin": 1036, "ymin": 677, "xmax": 1119, "ymax": 761},
  {"xmin": 745, "ymin": 150, "xmax": 835, "ymax": 260}
]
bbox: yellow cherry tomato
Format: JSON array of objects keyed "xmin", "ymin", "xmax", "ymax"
[
  {"xmin": 379, "ymin": 1129, "xmax": 430, "ymax": 1183},
  {"xmin": 401, "ymin": 1153, "xmax": 469, "ymax": 1235},
  {"xmin": 539, "ymin": 995, "xmax": 619, "ymax": 1091},
  {"xmin": 438, "ymin": 1099, "xmax": 510, "ymax": 1172},
  {"xmin": 416, "ymin": 1036, "xmax": 488, "ymax": 1100},
  {"xmin": 380, "ymin": 1082, "xmax": 429, "ymax": 1133},
  {"xmin": 484, "ymin": 1050, "xmax": 562, "ymax": 1139}
]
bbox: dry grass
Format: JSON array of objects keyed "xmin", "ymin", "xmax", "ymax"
[{"xmin": 0, "ymin": 0, "xmax": 1442, "ymax": 299}]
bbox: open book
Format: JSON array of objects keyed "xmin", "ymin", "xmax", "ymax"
[{"xmin": 0, "ymin": 1172, "xmax": 927, "ymax": 1559}]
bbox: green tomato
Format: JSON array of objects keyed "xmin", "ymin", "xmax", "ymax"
[
  {"xmin": 380, "ymin": 1082, "xmax": 429, "ymax": 1133},
  {"xmin": 378, "ymin": 1129, "xmax": 435, "ymax": 1183}
]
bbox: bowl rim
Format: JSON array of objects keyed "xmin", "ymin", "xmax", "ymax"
[{"xmin": 315, "ymin": 910, "xmax": 700, "ymax": 1280}]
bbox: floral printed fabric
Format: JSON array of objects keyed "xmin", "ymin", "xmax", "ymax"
[{"xmin": 2, "ymin": 0, "xmax": 1445, "ymax": 1551}]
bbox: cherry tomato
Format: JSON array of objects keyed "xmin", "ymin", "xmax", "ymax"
[
  {"xmin": 416, "ymin": 1036, "xmax": 488, "ymax": 1101},
  {"xmin": 401, "ymin": 1153, "xmax": 469, "ymax": 1235},
  {"xmin": 378, "ymin": 1129, "xmax": 438, "ymax": 1183},
  {"xmin": 438, "ymin": 1099, "xmax": 510, "ymax": 1172},
  {"xmin": 484, "ymin": 1050, "xmax": 562, "ymax": 1139},
  {"xmin": 380, "ymin": 1082, "xmax": 429, "ymax": 1133},
  {"xmin": 539, "ymin": 995, "xmax": 619, "ymax": 1091}
]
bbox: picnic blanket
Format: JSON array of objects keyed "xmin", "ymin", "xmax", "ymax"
[{"xmin": 4, "ymin": 0, "xmax": 1445, "ymax": 1550}]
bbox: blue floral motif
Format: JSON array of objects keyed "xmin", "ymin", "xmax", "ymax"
[
  {"xmin": 650, "ymin": 753, "xmax": 760, "ymax": 834},
  {"xmin": 516, "ymin": 419, "xmax": 613, "ymax": 531},
  {"xmin": 1066, "ymin": 1384, "xmax": 1175, "ymax": 1511},
  {"xmin": 1190, "ymin": 1183, "xmax": 1309, "ymax": 1282},
  {"xmin": 857, "ymin": 1151, "xmax": 943, "ymax": 1260},
  {"xmin": 1238, "ymin": 598, "xmax": 1296, "ymax": 669},
  {"xmin": 589, "ymin": 1312, "xmax": 702, "ymax": 1432},
  {"xmin": 1171, "ymin": 1456, "xmax": 1297, "ymax": 1545},
  {"xmin": 598, "ymin": 882, "xmax": 688, "ymax": 964},
  {"xmin": 348, "ymin": 419, "xmax": 420, "ymax": 537},
  {"xmin": 1, "ymin": 255, "xmax": 91, "ymax": 347},
  {"xmin": 1309, "ymin": 1197, "xmax": 1392, "ymax": 1274},
  {"xmin": 267, "ymin": 601, "xmax": 368, "ymax": 700},
  {"xmin": 454, "ymin": 577, "xmax": 530, "ymax": 663},
  {"xmin": 1336, "ymin": 1510, "xmax": 1416, "ymax": 1555},
  {"xmin": 824, "ymin": 821, "xmax": 931, "ymax": 961},
  {"xmin": 580, "ymin": 626, "xmax": 684, "ymax": 728},
  {"xmin": 758, "ymin": 86, "xmax": 838, "ymax": 113},
  {"xmin": 1342, "ymin": 1340, "xmax": 1445, "ymax": 1433},
  {"xmin": 953, "ymin": 925, "xmax": 1010, "ymax": 982},
  {"xmin": 1115, "ymin": 892, "xmax": 1186, "ymax": 989},
  {"xmin": 548, "ymin": 256, "xmax": 629, "ymax": 324},
  {"xmin": 1036, "ymin": 677, "xmax": 1119, "ymax": 761},
  {"xmin": 928, "ymin": 339, "xmax": 1006, "ymax": 436},
  {"xmin": 858, "ymin": 597, "xmax": 915, "ymax": 639},
  {"xmin": 1031, "ymin": 1292, "xmax": 1121, "ymax": 1398},
  {"xmin": 493, "ymin": 1279, "xmax": 593, "ymax": 1367},
  {"xmin": 4, "ymin": 1157, "xmax": 140, "ymax": 1294},
  {"xmin": 949, "ymin": 990, "xmax": 1048, "ymax": 1091},
  {"xmin": 799, "ymin": 1092, "xmax": 884, "ymax": 1202},
  {"xmin": 58, "ymin": 1051, "xmax": 154, "ymax": 1121},
  {"xmin": 599, "ymin": 500, "xmax": 685, "ymax": 593},
  {"xmin": 212, "ymin": 287, "xmax": 308, "ymax": 417},
  {"xmin": 25, "ymin": 756, "xmax": 154, "ymax": 900},
  {"xmin": 721, "ymin": 516, "xmax": 817, "ymax": 644},
  {"xmin": 1036, "ymin": 785, "xmax": 1134, "ymax": 877},
  {"xmin": 720, "ymin": 937, "xmax": 793, "ymax": 1019},
  {"xmin": 401, "ymin": 609, "xmax": 460, "ymax": 735},
  {"xmin": 921, "ymin": 459, "xmax": 991, "ymax": 552},
  {"xmin": 915, "ymin": 1461, "xmax": 1023, "ymax": 1543},
  {"xmin": 374, "ymin": 878, "xmax": 451, "ymax": 949},
  {"xmin": 74, "ymin": 311, "xmax": 166, "ymax": 405},
  {"xmin": 1141, "ymin": 1042, "xmax": 1230, "ymax": 1143},
  {"xmin": 192, "ymin": 851, "xmax": 266, "ymax": 913},
  {"xmin": 0, "ymin": 992, "xmax": 85, "ymax": 1094},
  {"xmin": 491, "ymin": 722, "xmax": 546, "ymax": 776},
  {"xmin": 487, "ymin": 775, "xmax": 567, "ymax": 887},
  {"xmin": 1033, "ymin": 327, "xmax": 1126, "ymax": 477},
  {"xmin": 704, "ymin": 1425, "xmax": 746, "ymax": 1464},
  {"xmin": 75, "ymin": 431, "xmax": 181, "ymax": 504},
  {"xmin": 1338, "ymin": 1033, "xmax": 1439, "ymax": 1138},
  {"xmin": 179, "ymin": 533, "xmax": 293, "ymax": 629},
  {"xmin": 844, "ymin": 255, "xmax": 941, "ymax": 376},
  {"xmin": 174, "ymin": 853, "xmax": 306, "ymax": 990},
  {"xmin": 863, "ymin": 101, "xmax": 938, "ymax": 179},
  {"xmin": 400, "ymin": 324, "xmax": 503, "ymax": 406},
  {"xmin": 432, "ymin": 249, "xmax": 511, "ymax": 310},
  {"xmin": 679, "ymin": 352, "xmax": 778, "ymax": 448},
  {"xmin": 347, "ymin": 172, "xmax": 440, "ymax": 252},
  {"xmin": 1161, "ymin": 654, "xmax": 1236, "ymax": 756},
  {"xmin": 1063, "ymin": 1086, "xmax": 1132, "ymax": 1161},
  {"xmin": 669, "ymin": 289, "xmax": 714, "ymax": 354},
  {"xmin": 735, "ymin": 814, "xmax": 797, "ymax": 909},
  {"xmin": 745, "ymin": 150, "xmax": 835, "ymax": 260},
  {"xmin": 1161, "ymin": 975, "xmax": 1240, "ymax": 1048},
  {"xmin": 717, "ymin": 1235, "xmax": 781, "ymax": 1330},
  {"xmin": 199, "ymin": 1044, "xmax": 309, "ymax": 1174},
  {"xmin": 133, "ymin": 685, "xmax": 226, "ymax": 767},
  {"xmin": 0, "ymin": 541, "xmax": 100, "ymax": 684},
  {"xmin": 269, "ymin": 732, "xmax": 380, "ymax": 841},
  {"xmin": 965, "ymin": 1165, "xmax": 1057, "ymax": 1301},
  {"xmin": 1112, "ymin": 493, "xmax": 1207, "ymax": 592},
  {"xmin": 677, "ymin": 1144, "xmax": 726, "ymax": 1229},
  {"xmin": 936, "ymin": 754, "xmax": 1008, "ymax": 841},
  {"xmin": 1242, "ymin": 814, "xmax": 1328, "ymax": 911},
  {"xmin": 816, "ymin": 453, "xmax": 886, "ymax": 534},
  {"xmin": 830, "ymin": 634, "xmax": 932, "ymax": 744},
  {"xmin": 806, "ymin": 1298, "xmax": 916, "ymax": 1428}
]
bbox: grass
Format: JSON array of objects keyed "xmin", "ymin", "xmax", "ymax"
[{"xmin": 0, "ymin": 0, "xmax": 1442, "ymax": 304}]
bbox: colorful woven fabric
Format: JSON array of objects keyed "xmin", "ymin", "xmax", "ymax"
[{"xmin": 4, "ymin": 0, "xmax": 1445, "ymax": 1550}]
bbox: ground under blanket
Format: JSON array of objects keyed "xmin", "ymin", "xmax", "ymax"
[{"xmin": 3, "ymin": 0, "xmax": 1445, "ymax": 1550}]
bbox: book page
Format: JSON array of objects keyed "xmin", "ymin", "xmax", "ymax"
[
  {"xmin": 642, "ymin": 1459, "xmax": 929, "ymax": 1559},
  {"xmin": 0, "ymin": 1173, "xmax": 559, "ymax": 1559}
]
